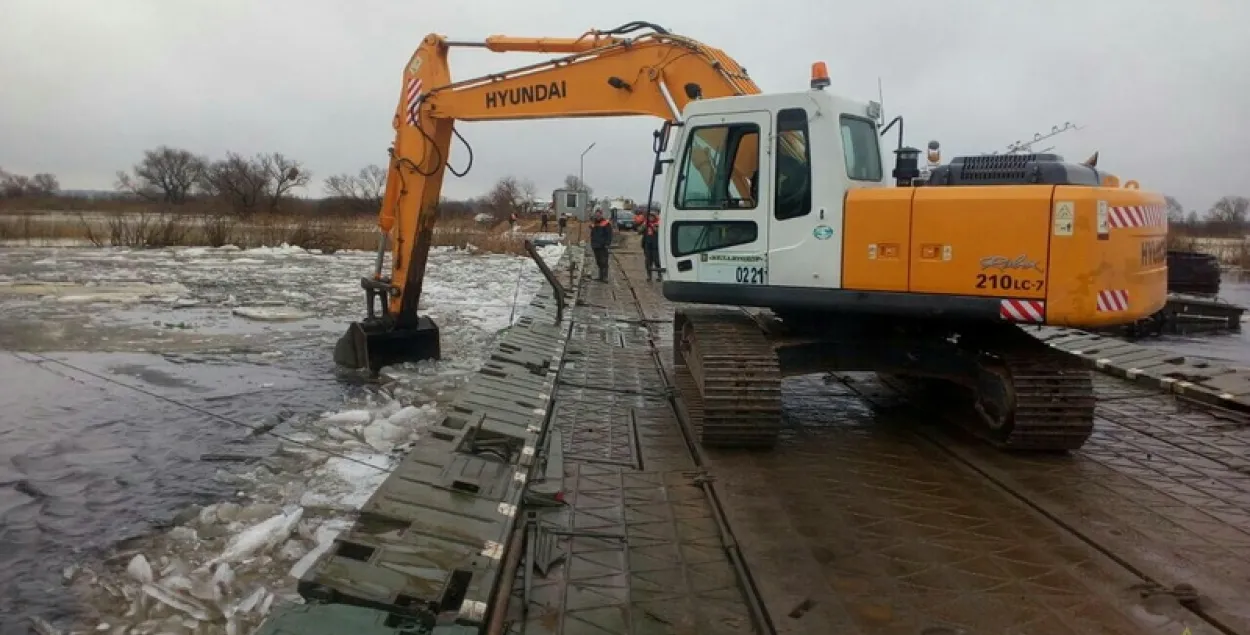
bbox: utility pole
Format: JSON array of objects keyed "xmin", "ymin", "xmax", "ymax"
[{"xmin": 579, "ymin": 142, "xmax": 596, "ymax": 215}]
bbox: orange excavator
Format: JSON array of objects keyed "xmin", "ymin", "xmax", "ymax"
[{"xmin": 334, "ymin": 22, "xmax": 1168, "ymax": 452}]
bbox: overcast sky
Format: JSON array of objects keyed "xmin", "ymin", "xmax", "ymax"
[{"xmin": 2, "ymin": 0, "xmax": 1246, "ymax": 212}]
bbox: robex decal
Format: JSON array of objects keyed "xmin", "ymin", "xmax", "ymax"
[
  {"xmin": 977, "ymin": 253, "xmax": 1045, "ymax": 292},
  {"xmin": 979, "ymin": 254, "xmax": 1043, "ymax": 273},
  {"xmin": 485, "ymin": 81, "xmax": 568, "ymax": 109}
]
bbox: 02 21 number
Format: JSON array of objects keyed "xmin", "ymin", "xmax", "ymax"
[
  {"xmin": 976, "ymin": 273, "xmax": 1043, "ymax": 292},
  {"xmin": 735, "ymin": 266, "xmax": 766, "ymax": 284}
]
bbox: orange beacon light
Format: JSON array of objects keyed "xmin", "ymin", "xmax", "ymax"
[{"xmin": 811, "ymin": 61, "xmax": 830, "ymax": 89}]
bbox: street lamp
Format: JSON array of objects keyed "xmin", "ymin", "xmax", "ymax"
[{"xmin": 579, "ymin": 142, "xmax": 596, "ymax": 212}]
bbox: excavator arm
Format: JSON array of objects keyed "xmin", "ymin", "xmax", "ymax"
[{"xmin": 335, "ymin": 22, "xmax": 762, "ymax": 373}]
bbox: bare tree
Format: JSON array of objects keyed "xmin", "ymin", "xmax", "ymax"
[
  {"xmin": 259, "ymin": 152, "xmax": 309, "ymax": 212},
  {"xmin": 486, "ymin": 176, "xmax": 529, "ymax": 217},
  {"xmin": 0, "ymin": 169, "xmax": 57, "ymax": 198},
  {"xmin": 197, "ymin": 151, "xmax": 310, "ymax": 215},
  {"xmin": 0, "ymin": 172, "xmax": 30, "ymax": 198},
  {"xmin": 30, "ymin": 173, "xmax": 58, "ymax": 195},
  {"xmin": 563, "ymin": 174, "xmax": 592, "ymax": 198},
  {"xmin": 116, "ymin": 146, "xmax": 208, "ymax": 203},
  {"xmin": 1208, "ymin": 195, "xmax": 1250, "ymax": 226},
  {"xmin": 518, "ymin": 178, "xmax": 538, "ymax": 211},
  {"xmin": 199, "ymin": 152, "xmax": 271, "ymax": 215},
  {"xmin": 1164, "ymin": 196, "xmax": 1184, "ymax": 223},
  {"xmin": 324, "ymin": 164, "xmax": 387, "ymax": 214}
]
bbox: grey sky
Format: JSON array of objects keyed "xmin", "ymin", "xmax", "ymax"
[{"xmin": 2, "ymin": 0, "xmax": 1246, "ymax": 213}]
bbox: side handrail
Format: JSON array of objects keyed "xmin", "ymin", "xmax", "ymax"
[{"xmin": 523, "ymin": 239, "xmax": 567, "ymax": 325}]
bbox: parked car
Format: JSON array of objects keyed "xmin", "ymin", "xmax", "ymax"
[{"xmin": 610, "ymin": 208, "xmax": 635, "ymax": 230}]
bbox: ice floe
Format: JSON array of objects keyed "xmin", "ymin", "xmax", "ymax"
[{"xmin": 51, "ymin": 241, "xmax": 567, "ymax": 634}]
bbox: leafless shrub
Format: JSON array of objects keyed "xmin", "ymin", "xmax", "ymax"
[
  {"xmin": 74, "ymin": 210, "xmax": 195, "ymax": 248},
  {"xmin": 77, "ymin": 212, "xmax": 106, "ymax": 247},
  {"xmin": 286, "ymin": 216, "xmax": 349, "ymax": 253},
  {"xmin": 199, "ymin": 210, "xmax": 238, "ymax": 248}
]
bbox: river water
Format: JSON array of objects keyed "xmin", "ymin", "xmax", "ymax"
[
  {"xmin": 0, "ymin": 243, "xmax": 563, "ymax": 634},
  {"xmin": 1134, "ymin": 273, "xmax": 1250, "ymax": 365}
]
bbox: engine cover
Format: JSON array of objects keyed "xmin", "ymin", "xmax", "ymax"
[{"xmin": 926, "ymin": 153, "xmax": 1104, "ymax": 187}]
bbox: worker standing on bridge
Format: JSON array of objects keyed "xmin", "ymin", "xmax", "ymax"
[
  {"xmin": 641, "ymin": 210, "xmax": 661, "ymax": 281},
  {"xmin": 590, "ymin": 209, "xmax": 613, "ymax": 282}
]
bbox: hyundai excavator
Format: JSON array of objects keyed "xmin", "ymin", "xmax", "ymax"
[{"xmin": 333, "ymin": 21, "xmax": 1168, "ymax": 452}]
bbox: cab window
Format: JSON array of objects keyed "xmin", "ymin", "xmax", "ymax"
[
  {"xmin": 775, "ymin": 108, "xmax": 812, "ymax": 220},
  {"xmin": 671, "ymin": 220, "xmax": 758, "ymax": 257},
  {"xmin": 839, "ymin": 115, "xmax": 883, "ymax": 182},
  {"xmin": 675, "ymin": 123, "xmax": 759, "ymax": 210}
]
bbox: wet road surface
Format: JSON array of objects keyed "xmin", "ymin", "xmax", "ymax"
[{"xmin": 519, "ymin": 240, "xmax": 1250, "ymax": 634}]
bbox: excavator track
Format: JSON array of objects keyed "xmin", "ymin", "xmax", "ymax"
[
  {"xmin": 886, "ymin": 328, "xmax": 1097, "ymax": 451},
  {"xmin": 976, "ymin": 333, "xmax": 1097, "ymax": 450},
  {"xmin": 672, "ymin": 307, "xmax": 783, "ymax": 448}
]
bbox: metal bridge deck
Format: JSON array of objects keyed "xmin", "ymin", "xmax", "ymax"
[{"xmin": 261, "ymin": 237, "xmax": 1250, "ymax": 635}]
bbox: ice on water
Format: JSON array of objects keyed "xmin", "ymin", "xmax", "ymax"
[{"xmin": 48, "ymin": 240, "xmax": 566, "ymax": 634}]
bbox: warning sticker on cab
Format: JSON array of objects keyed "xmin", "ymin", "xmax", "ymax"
[{"xmin": 1053, "ymin": 200, "xmax": 1074, "ymax": 236}]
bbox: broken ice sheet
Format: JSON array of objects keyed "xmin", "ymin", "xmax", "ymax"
[
  {"xmin": 212, "ymin": 507, "xmax": 304, "ymax": 565},
  {"xmin": 62, "ymin": 243, "xmax": 570, "ymax": 632}
]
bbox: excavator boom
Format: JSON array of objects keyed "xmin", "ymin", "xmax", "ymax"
[{"xmin": 334, "ymin": 22, "xmax": 758, "ymax": 373}]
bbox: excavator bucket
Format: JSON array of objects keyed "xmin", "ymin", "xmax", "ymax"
[{"xmin": 332, "ymin": 316, "xmax": 440, "ymax": 375}]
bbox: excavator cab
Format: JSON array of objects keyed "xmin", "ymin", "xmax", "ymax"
[{"xmin": 658, "ymin": 86, "xmax": 888, "ymax": 295}]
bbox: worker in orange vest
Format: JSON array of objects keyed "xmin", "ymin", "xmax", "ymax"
[
  {"xmin": 640, "ymin": 210, "xmax": 661, "ymax": 281},
  {"xmin": 589, "ymin": 209, "xmax": 614, "ymax": 282},
  {"xmin": 632, "ymin": 210, "xmax": 645, "ymax": 232}
]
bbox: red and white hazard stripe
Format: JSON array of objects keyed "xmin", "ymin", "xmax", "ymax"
[
  {"xmin": 1095, "ymin": 290, "xmax": 1130, "ymax": 312},
  {"xmin": 1107, "ymin": 204, "xmax": 1166, "ymax": 229},
  {"xmin": 405, "ymin": 77, "xmax": 424, "ymax": 125},
  {"xmin": 999, "ymin": 299, "xmax": 1046, "ymax": 323}
]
